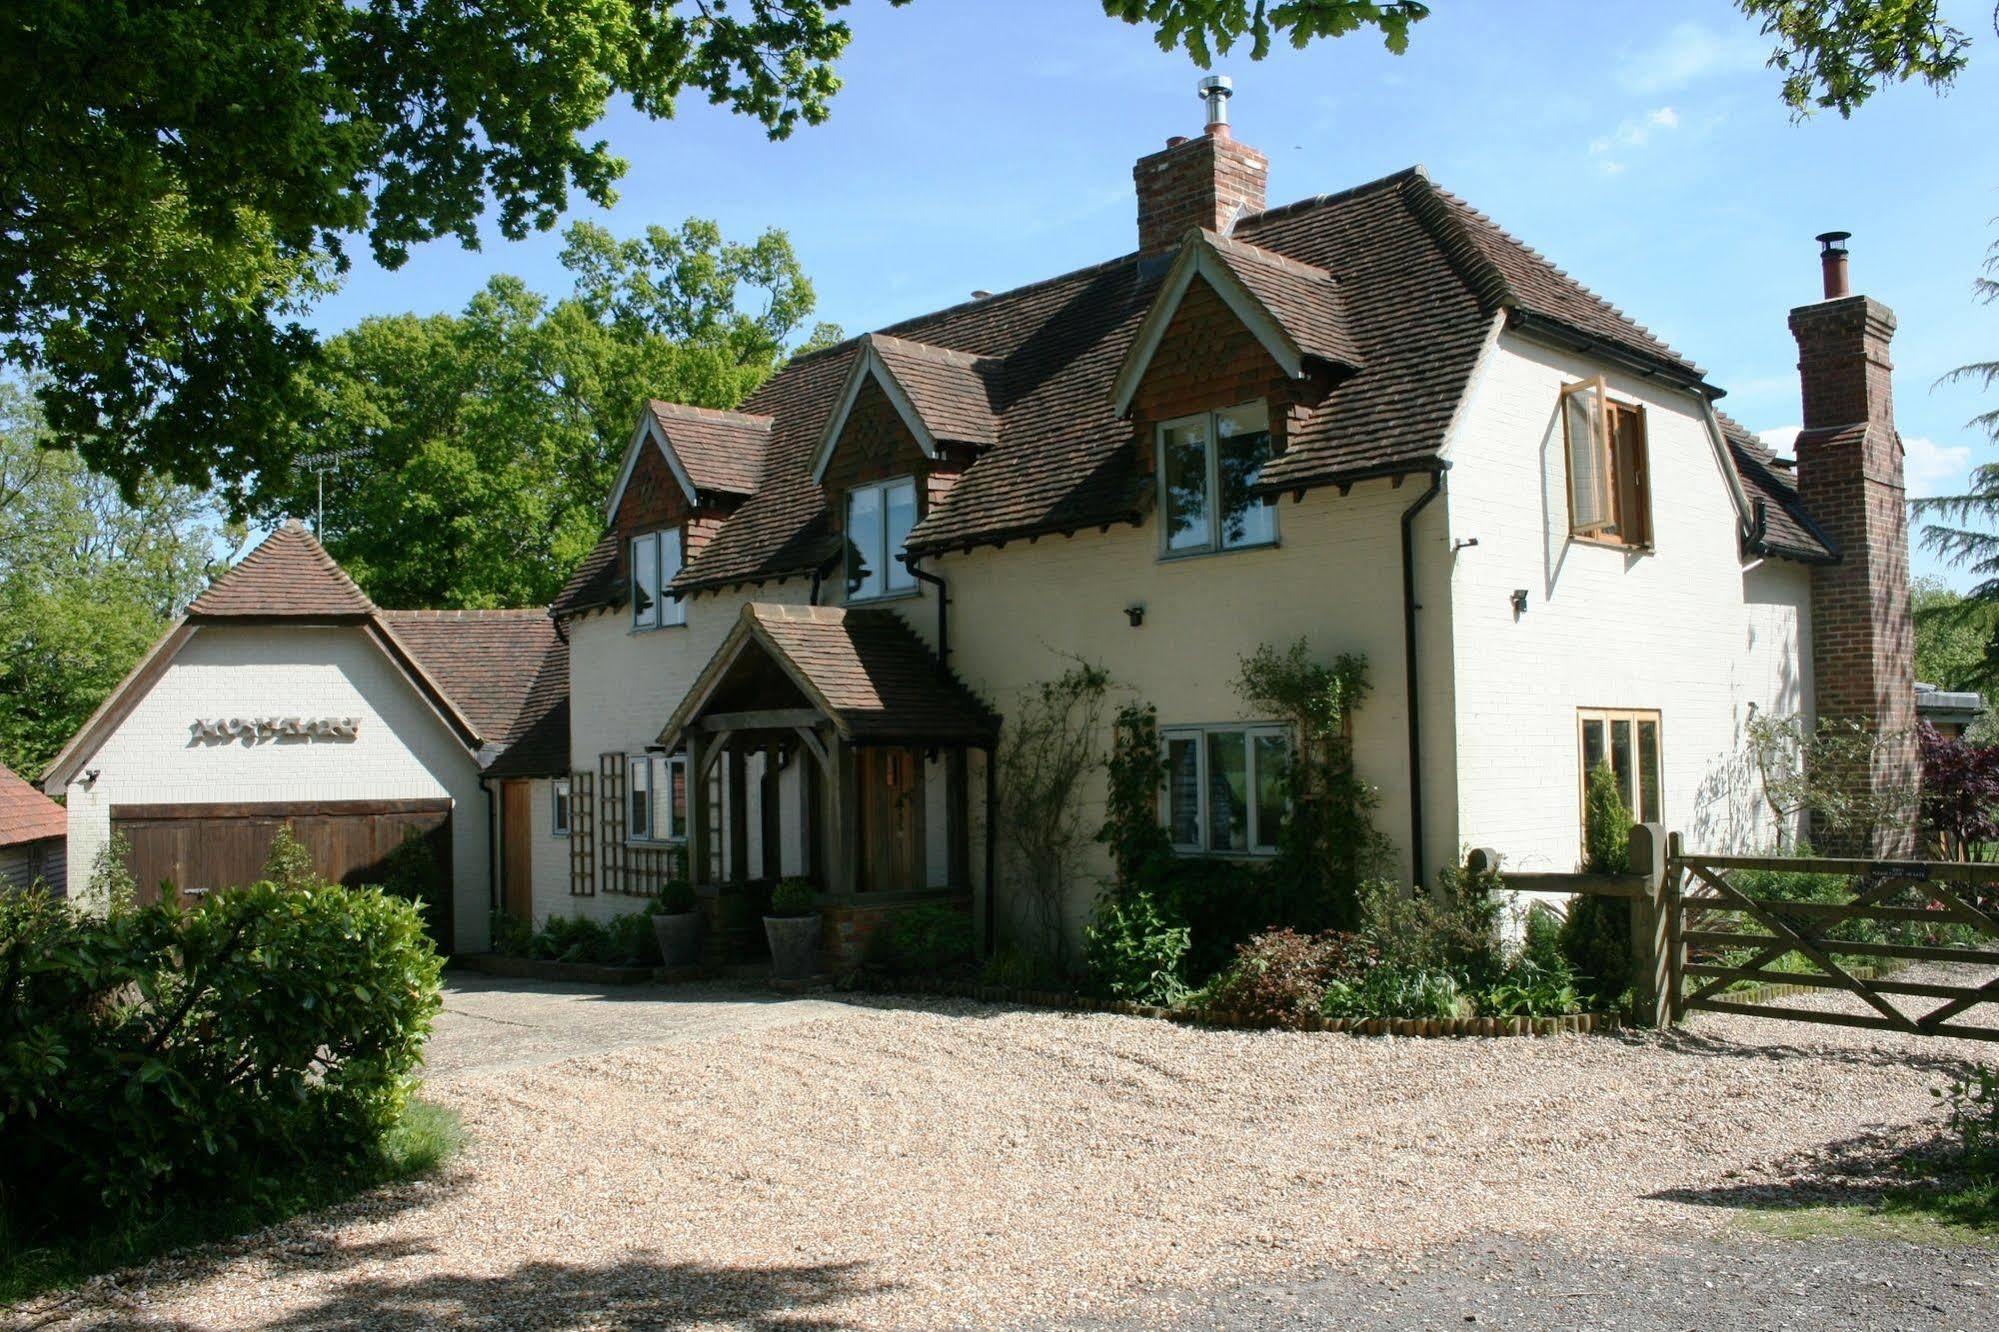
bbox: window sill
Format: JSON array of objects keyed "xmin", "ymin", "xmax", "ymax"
[
  {"xmin": 1568, "ymin": 534, "xmax": 1653, "ymax": 556},
  {"xmin": 624, "ymin": 837, "xmax": 688, "ymax": 849},
  {"xmin": 843, "ymin": 587, "xmax": 923, "ymax": 607},
  {"xmin": 628, "ymin": 620, "xmax": 689, "ymax": 637},
  {"xmin": 1158, "ymin": 539, "xmax": 1281, "ymax": 564},
  {"xmin": 1170, "ymin": 847, "xmax": 1280, "ymax": 860}
]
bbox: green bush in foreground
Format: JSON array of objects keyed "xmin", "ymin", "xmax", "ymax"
[
  {"xmin": 0, "ymin": 882, "xmax": 443, "ymax": 1239},
  {"xmin": 1082, "ymin": 890, "xmax": 1192, "ymax": 1004}
]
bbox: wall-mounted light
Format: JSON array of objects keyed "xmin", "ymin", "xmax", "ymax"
[
  {"xmin": 84, "ymin": 768, "xmax": 100, "ymax": 784},
  {"xmin": 1124, "ymin": 603, "xmax": 1145, "ymax": 628},
  {"xmin": 1510, "ymin": 589, "xmax": 1529, "ymax": 619},
  {"xmin": 1451, "ymin": 537, "xmax": 1480, "ymax": 555}
]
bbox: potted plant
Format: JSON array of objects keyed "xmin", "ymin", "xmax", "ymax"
[
  {"xmin": 763, "ymin": 877, "xmax": 821, "ymax": 981},
  {"xmin": 648, "ymin": 876, "xmax": 702, "ymax": 968}
]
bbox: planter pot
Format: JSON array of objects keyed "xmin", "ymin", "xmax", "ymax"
[
  {"xmin": 652, "ymin": 910, "xmax": 704, "ymax": 969},
  {"xmin": 763, "ymin": 913, "xmax": 822, "ymax": 981}
]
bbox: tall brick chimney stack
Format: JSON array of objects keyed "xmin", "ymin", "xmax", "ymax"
[
  {"xmin": 1788, "ymin": 231, "xmax": 1918, "ymax": 855},
  {"xmin": 1134, "ymin": 76, "xmax": 1267, "ymax": 254}
]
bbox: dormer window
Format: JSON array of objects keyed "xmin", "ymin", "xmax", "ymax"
[
  {"xmin": 631, "ymin": 529, "xmax": 686, "ymax": 630},
  {"xmin": 1158, "ymin": 401, "xmax": 1276, "ymax": 556},
  {"xmin": 846, "ymin": 477, "xmax": 918, "ymax": 601},
  {"xmin": 1561, "ymin": 378, "xmax": 1652, "ymax": 549}
]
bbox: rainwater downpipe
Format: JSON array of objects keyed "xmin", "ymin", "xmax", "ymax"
[
  {"xmin": 1400, "ymin": 463, "xmax": 1448, "ymax": 888},
  {"xmin": 903, "ymin": 555, "xmax": 950, "ymax": 671}
]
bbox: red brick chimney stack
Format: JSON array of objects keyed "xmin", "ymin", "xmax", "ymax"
[
  {"xmin": 1787, "ymin": 232, "xmax": 1918, "ymax": 855},
  {"xmin": 1134, "ymin": 77, "xmax": 1267, "ymax": 255}
]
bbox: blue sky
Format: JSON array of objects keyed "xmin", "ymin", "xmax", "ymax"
[{"xmin": 312, "ymin": 0, "xmax": 1999, "ymax": 586}]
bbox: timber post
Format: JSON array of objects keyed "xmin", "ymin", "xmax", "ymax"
[{"xmin": 1628, "ymin": 822, "xmax": 1670, "ymax": 1028}]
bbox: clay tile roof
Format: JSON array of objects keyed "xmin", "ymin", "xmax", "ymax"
[
  {"xmin": 187, "ymin": 520, "xmax": 377, "ymax": 619},
  {"xmin": 1717, "ymin": 415, "xmax": 1840, "ymax": 565},
  {"xmin": 867, "ymin": 334, "xmax": 1004, "ymax": 447},
  {"xmin": 1201, "ymin": 230, "xmax": 1365, "ymax": 369},
  {"xmin": 377, "ymin": 610, "xmax": 563, "ymax": 750},
  {"xmin": 482, "ymin": 634, "xmax": 571, "ymax": 778},
  {"xmin": 733, "ymin": 604, "xmax": 996, "ymax": 743},
  {"xmin": 647, "ymin": 401, "xmax": 773, "ymax": 497},
  {"xmin": 0, "ymin": 761, "xmax": 65, "ymax": 847}
]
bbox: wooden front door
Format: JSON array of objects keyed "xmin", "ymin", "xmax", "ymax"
[
  {"xmin": 858, "ymin": 747, "xmax": 923, "ymax": 893},
  {"xmin": 501, "ymin": 780, "xmax": 534, "ymax": 922}
]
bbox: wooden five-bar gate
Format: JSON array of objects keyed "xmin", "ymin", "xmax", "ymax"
[{"xmin": 1483, "ymin": 827, "xmax": 1999, "ymax": 1040}]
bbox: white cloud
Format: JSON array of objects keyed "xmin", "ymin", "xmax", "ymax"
[
  {"xmin": 1590, "ymin": 106, "xmax": 1681, "ymax": 175},
  {"xmin": 1618, "ymin": 23, "xmax": 1767, "ymax": 94},
  {"xmin": 1757, "ymin": 425, "xmax": 1972, "ymax": 499}
]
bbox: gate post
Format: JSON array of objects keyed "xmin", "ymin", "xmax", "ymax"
[
  {"xmin": 1628, "ymin": 822, "xmax": 1670, "ymax": 1027},
  {"xmin": 1665, "ymin": 830, "xmax": 1685, "ymax": 1025}
]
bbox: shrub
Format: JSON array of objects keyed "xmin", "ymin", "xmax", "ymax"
[
  {"xmin": 1558, "ymin": 895, "xmax": 1632, "ymax": 1009},
  {"xmin": 603, "ymin": 911, "xmax": 656, "ymax": 966},
  {"xmin": 261, "ymin": 825, "xmax": 321, "ymax": 891},
  {"xmin": 1201, "ymin": 928, "xmax": 1374, "ymax": 1030},
  {"xmin": 889, "ymin": 905, "xmax": 975, "ymax": 975},
  {"xmin": 0, "ymin": 882, "xmax": 441, "ymax": 1237},
  {"xmin": 1582, "ymin": 763, "xmax": 1630, "ymax": 875},
  {"xmin": 1320, "ymin": 964, "xmax": 1463, "ymax": 1021},
  {"xmin": 490, "ymin": 911, "xmax": 533, "ymax": 957},
  {"xmin": 1521, "ymin": 903, "xmax": 1567, "ymax": 974},
  {"xmin": 980, "ymin": 942, "xmax": 1063, "ymax": 992},
  {"xmin": 1939, "ymin": 1064, "xmax": 1998, "ymax": 1179},
  {"xmin": 529, "ymin": 913, "xmax": 605, "ymax": 962},
  {"xmin": 769, "ymin": 878, "xmax": 816, "ymax": 917},
  {"xmin": 86, "ymin": 832, "xmax": 139, "ymax": 914},
  {"xmin": 654, "ymin": 877, "xmax": 697, "ymax": 914},
  {"xmin": 1082, "ymin": 891, "xmax": 1191, "ymax": 1004},
  {"xmin": 1357, "ymin": 865, "xmax": 1507, "ymax": 992},
  {"xmin": 1478, "ymin": 957, "xmax": 1582, "ymax": 1017}
]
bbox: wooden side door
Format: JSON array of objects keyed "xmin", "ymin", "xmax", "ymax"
[
  {"xmin": 501, "ymin": 780, "xmax": 534, "ymax": 922},
  {"xmin": 858, "ymin": 747, "xmax": 923, "ymax": 893}
]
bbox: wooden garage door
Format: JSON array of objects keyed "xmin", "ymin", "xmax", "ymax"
[{"xmin": 110, "ymin": 799, "xmax": 453, "ymax": 947}]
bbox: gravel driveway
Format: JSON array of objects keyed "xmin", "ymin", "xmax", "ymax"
[{"xmin": 15, "ymin": 977, "xmax": 1996, "ymax": 1330}]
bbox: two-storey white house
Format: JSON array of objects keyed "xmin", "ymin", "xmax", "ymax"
[{"xmin": 50, "ymin": 87, "xmax": 1913, "ymax": 962}]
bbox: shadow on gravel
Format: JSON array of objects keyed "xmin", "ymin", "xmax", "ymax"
[
  {"xmin": 1627, "ymin": 1025, "xmax": 1980, "ymax": 1078},
  {"xmin": 1647, "ymin": 1123, "xmax": 1975, "ymax": 1218},
  {"xmin": 252, "ymin": 1255, "xmax": 882, "ymax": 1330}
]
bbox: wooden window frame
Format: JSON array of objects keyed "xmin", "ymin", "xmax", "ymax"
[
  {"xmin": 625, "ymin": 753, "xmax": 690, "ymax": 847},
  {"xmin": 551, "ymin": 777, "xmax": 571, "ymax": 839},
  {"xmin": 844, "ymin": 476, "xmax": 919, "ymax": 602},
  {"xmin": 1576, "ymin": 707, "xmax": 1664, "ymax": 849},
  {"xmin": 1160, "ymin": 722, "xmax": 1289, "ymax": 857},
  {"xmin": 630, "ymin": 528, "xmax": 687, "ymax": 632},
  {"xmin": 1560, "ymin": 378, "xmax": 1653, "ymax": 551},
  {"xmin": 1154, "ymin": 400, "xmax": 1278, "ymax": 559}
]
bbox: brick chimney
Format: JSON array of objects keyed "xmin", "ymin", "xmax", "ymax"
[
  {"xmin": 1788, "ymin": 231, "xmax": 1918, "ymax": 855},
  {"xmin": 1134, "ymin": 76, "xmax": 1267, "ymax": 254}
]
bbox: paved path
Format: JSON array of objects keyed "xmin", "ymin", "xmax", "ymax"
[
  {"xmin": 1054, "ymin": 1231, "xmax": 1996, "ymax": 1331},
  {"xmin": 422, "ymin": 972, "xmax": 852, "ymax": 1077}
]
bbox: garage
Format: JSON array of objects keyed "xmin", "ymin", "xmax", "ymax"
[{"xmin": 110, "ymin": 797, "xmax": 453, "ymax": 936}]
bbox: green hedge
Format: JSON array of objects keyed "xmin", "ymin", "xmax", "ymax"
[{"xmin": 0, "ymin": 882, "xmax": 443, "ymax": 1238}]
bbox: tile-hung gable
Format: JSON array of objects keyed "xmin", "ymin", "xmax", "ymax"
[{"xmin": 611, "ymin": 164, "xmax": 1801, "ymax": 604}]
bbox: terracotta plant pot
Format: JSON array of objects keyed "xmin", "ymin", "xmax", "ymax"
[
  {"xmin": 652, "ymin": 910, "xmax": 703, "ymax": 969},
  {"xmin": 763, "ymin": 913, "xmax": 821, "ymax": 981}
]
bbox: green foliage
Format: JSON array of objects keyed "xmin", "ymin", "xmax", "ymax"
[
  {"xmin": 1081, "ymin": 891, "xmax": 1192, "ymax": 1004},
  {"xmin": 371, "ymin": 828, "xmax": 447, "ymax": 947},
  {"xmin": 1745, "ymin": 711, "xmax": 1918, "ymax": 850},
  {"xmin": 1912, "ymin": 577, "xmax": 1999, "ymax": 693},
  {"xmin": 85, "ymin": 832, "xmax": 139, "ymax": 917},
  {"xmin": 1477, "ymin": 959, "xmax": 1582, "ymax": 1018},
  {"xmin": 769, "ymin": 878, "xmax": 817, "ymax": 918},
  {"xmin": 0, "ymin": 882, "xmax": 442, "ymax": 1241},
  {"xmin": 996, "ymin": 662, "xmax": 1113, "ymax": 967},
  {"xmin": 888, "ymin": 905, "xmax": 975, "ymax": 976},
  {"xmin": 1101, "ymin": 700, "xmax": 1174, "ymax": 894},
  {"xmin": 1583, "ymin": 763, "xmax": 1631, "ymax": 875},
  {"xmin": 979, "ymin": 943, "xmax": 1064, "ymax": 993},
  {"xmin": 0, "ymin": 380, "xmax": 230, "ymax": 780},
  {"xmin": 260, "ymin": 825, "xmax": 321, "ymax": 892},
  {"xmin": 522, "ymin": 913, "xmax": 651, "ymax": 967},
  {"xmin": 1357, "ymin": 866, "xmax": 1508, "ymax": 992},
  {"xmin": 1320, "ymin": 965, "xmax": 1462, "ymax": 1021},
  {"xmin": 261, "ymin": 220, "xmax": 824, "ymax": 607},
  {"xmin": 490, "ymin": 911, "xmax": 534, "ymax": 958},
  {"xmin": 1, "ymin": 0, "xmax": 878, "ymax": 499},
  {"xmin": 1558, "ymin": 895, "xmax": 1633, "ymax": 1010}
]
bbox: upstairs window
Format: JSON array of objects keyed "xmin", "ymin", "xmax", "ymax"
[
  {"xmin": 846, "ymin": 477, "xmax": 918, "ymax": 601},
  {"xmin": 630, "ymin": 529, "xmax": 686, "ymax": 630},
  {"xmin": 627, "ymin": 753, "xmax": 689, "ymax": 844},
  {"xmin": 1162, "ymin": 723, "xmax": 1288, "ymax": 855},
  {"xmin": 1158, "ymin": 401, "xmax": 1276, "ymax": 556},
  {"xmin": 1561, "ymin": 378, "xmax": 1651, "ymax": 548}
]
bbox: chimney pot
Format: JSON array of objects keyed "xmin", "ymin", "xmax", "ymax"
[
  {"xmin": 1816, "ymin": 229, "xmax": 1852, "ymax": 300},
  {"xmin": 1197, "ymin": 74, "xmax": 1234, "ymax": 129},
  {"xmin": 1134, "ymin": 76, "xmax": 1266, "ymax": 253},
  {"xmin": 1166, "ymin": 135, "xmax": 1189, "ymax": 148}
]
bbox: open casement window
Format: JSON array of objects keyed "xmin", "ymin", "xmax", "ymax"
[
  {"xmin": 630, "ymin": 529, "xmax": 686, "ymax": 630},
  {"xmin": 1560, "ymin": 378, "xmax": 1652, "ymax": 548},
  {"xmin": 845, "ymin": 477, "xmax": 918, "ymax": 601},
  {"xmin": 626, "ymin": 753, "xmax": 690, "ymax": 844},
  {"xmin": 1162, "ymin": 723, "xmax": 1288, "ymax": 855},
  {"xmin": 1578, "ymin": 708, "xmax": 1663, "ymax": 831},
  {"xmin": 1157, "ymin": 401, "xmax": 1276, "ymax": 556}
]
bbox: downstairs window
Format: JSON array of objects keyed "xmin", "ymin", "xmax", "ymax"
[
  {"xmin": 1578, "ymin": 708, "xmax": 1663, "ymax": 829},
  {"xmin": 1162, "ymin": 723, "xmax": 1288, "ymax": 855}
]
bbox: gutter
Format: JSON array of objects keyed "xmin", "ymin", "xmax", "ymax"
[{"xmin": 1399, "ymin": 463, "xmax": 1449, "ymax": 888}]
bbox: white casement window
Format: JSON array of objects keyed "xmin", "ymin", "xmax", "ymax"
[
  {"xmin": 1560, "ymin": 378, "xmax": 1652, "ymax": 548},
  {"xmin": 627, "ymin": 753, "xmax": 690, "ymax": 844},
  {"xmin": 630, "ymin": 529, "xmax": 686, "ymax": 630},
  {"xmin": 846, "ymin": 477, "xmax": 918, "ymax": 601},
  {"xmin": 1157, "ymin": 400, "xmax": 1276, "ymax": 557},
  {"xmin": 552, "ymin": 777, "xmax": 572, "ymax": 839},
  {"xmin": 1578, "ymin": 708, "xmax": 1663, "ymax": 830},
  {"xmin": 1161, "ymin": 723, "xmax": 1289, "ymax": 855}
]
